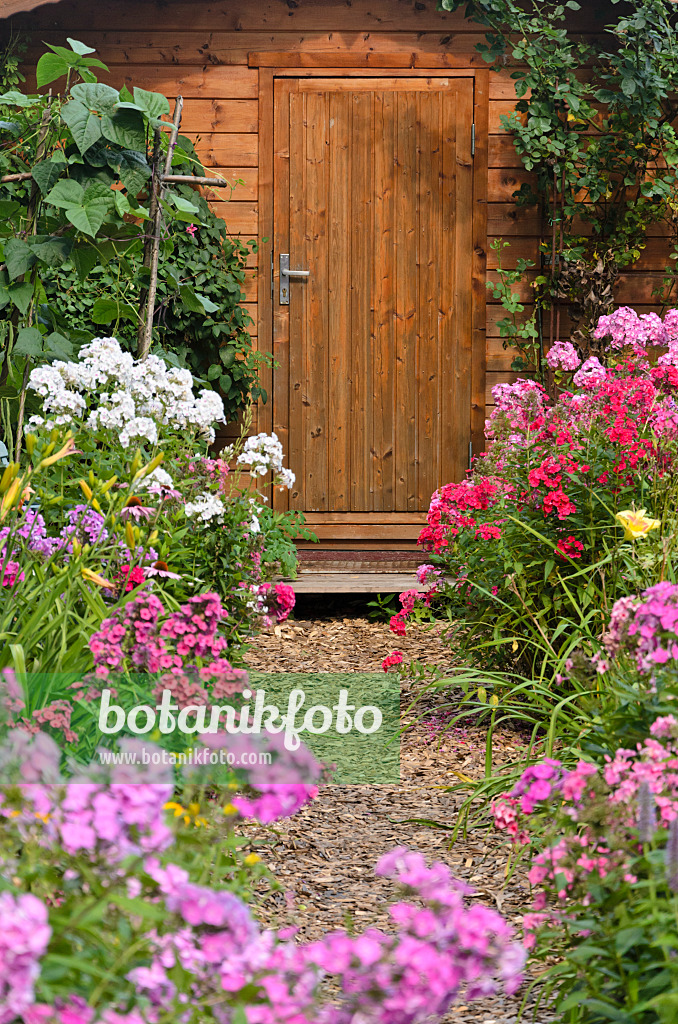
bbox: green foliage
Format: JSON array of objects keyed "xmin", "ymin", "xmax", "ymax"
[
  {"xmin": 40, "ymin": 196, "xmax": 267, "ymax": 416},
  {"xmin": 0, "ymin": 38, "xmax": 262, "ymax": 457},
  {"xmin": 440, "ymin": 0, "xmax": 678, "ymax": 351}
]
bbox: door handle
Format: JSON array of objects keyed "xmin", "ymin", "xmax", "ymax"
[{"xmin": 279, "ymin": 253, "xmax": 310, "ymax": 304}]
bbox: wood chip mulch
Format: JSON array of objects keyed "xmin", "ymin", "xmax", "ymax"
[{"xmin": 240, "ymin": 603, "xmax": 554, "ymax": 1024}]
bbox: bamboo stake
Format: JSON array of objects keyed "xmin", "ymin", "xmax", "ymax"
[
  {"xmin": 136, "ymin": 127, "xmax": 162, "ymax": 354},
  {"xmin": 161, "ymin": 174, "xmax": 230, "ymax": 187},
  {"xmin": 0, "ymin": 171, "xmax": 33, "ymax": 183},
  {"xmin": 13, "ymin": 92, "xmax": 52, "ymax": 461},
  {"xmin": 137, "ymin": 95, "xmax": 184, "ymax": 361}
]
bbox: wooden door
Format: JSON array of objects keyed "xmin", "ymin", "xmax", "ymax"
[{"xmin": 272, "ymin": 76, "xmax": 475, "ymax": 518}]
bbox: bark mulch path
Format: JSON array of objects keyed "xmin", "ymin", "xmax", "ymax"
[{"xmin": 241, "ymin": 600, "xmax": 553, "ymax": 1024}]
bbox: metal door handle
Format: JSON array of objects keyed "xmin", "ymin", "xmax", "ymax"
[{"xmin": 279, "ymin": 253, "xmax": 309, "ymax": 304}]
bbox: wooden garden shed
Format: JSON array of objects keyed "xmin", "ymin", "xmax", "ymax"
[{"xmin": 2, "ymin": 0, "xmax": 672, "ymax": 559}]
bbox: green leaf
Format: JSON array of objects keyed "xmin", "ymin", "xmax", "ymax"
[
  {"xmin": 0, "ymin": 120, "xmax": 20, "ymax": 136},
  {"xmin": 13, "ymin": 326, "xmax": 44, "ymax": 357},
  {"xmin": 179, "ymin": 283, "xmax": 205, "ymax": 314},
  {"xmin": 36, "ymin": 52, "xmax": 70, "ymax": 88},
  {"xmin": 0, "ymin": 200, "xmax": 20, "ymax": 219},
  {"xmin": 70, "ymin": 82, "xmax": 119, "ymax": 116},
  {"xmin": 196, "ymin": 292, "xmax": 219, "ymax": 313},
  {"xmin": 66, "ymin": 199, "xmax": 110, "ymax": 238},
  {"xmin": 100, "ymin": 108, "xmax": 146, "ymax": 151},
  {"xmin": 61, "ymin": 99, "xmax": 103, "ymax": 154},
  {"xmin": 220, "ymin": 345, "xmax": 236, "ymax": 368},
  {"xmin": 110, "ymin": 149, "xmax": 151, "ymax": 196},
  {"xmin": 91, "ymin": 297, "xmax": 137, "ymax": 324},
  {"xmin": 43, "ymin": 332, "xmax": 73, "ymax": 359},
  {"xmin": 71, "ymin": 243, "xmax": 99, "ymax": 282},
  {"xmin": 7, "ymin": 282, "xmax": 33, "ymax": 315},
  {"xmin": 45, "ymin": 178, "xmax": 85, "ymax": 210},
  {"xmin": 0, "ymin": 91, "xmax": 39, "ymax": 107},
  {"xmin": 31, "ymin": 155, "xmax": 67, "ymax": 195},
  {"xmin": 621, "ymin": 77, "xmax": 636, "ymax": 97},
  {"xmin": 3, "ymin": 238, "xmax": 36, "ymax": 280},
  {"xmin": 133, "ymin": 87, "xmax": 170, "ymax": 120},
  {"xmin": 66, "ymin": 37, "xmax": 97, "ymax": 56},
  {"xmin": 0, "ymin": 269, "xmax": 9, "ymax": 311},
  {"xmin": 28, "ymin": 235, "xmax": 74, "ymax": 268}
]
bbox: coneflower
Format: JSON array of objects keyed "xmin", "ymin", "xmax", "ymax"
[
  {"xmin": 637, "ymin": 781, "xmax": 657, "ymax": 843},
  {"xmin": 665, "ymin": 819, "xmax": 678, "ymax": 893}
]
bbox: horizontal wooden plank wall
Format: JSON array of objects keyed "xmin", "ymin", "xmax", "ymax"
[{"xmin": 13, "ymin": 0, "xmax": 671, "ymax": 428}]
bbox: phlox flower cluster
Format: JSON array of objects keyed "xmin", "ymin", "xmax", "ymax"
[
  {"xmin": 1, "ymin": 505, "xmax": 157, "ymax": 594},
  {"xmin": 0, "ymin": 717, "xmax": 525, "ymax": 1024},
  {"xmin": 0, "ymin": 892, "xmax": 50, "ymax": 1024},
  {"xmin": 27, "ymin": 336, "xmax": 225, "ymax": 444},
  {"xmin": 493, "ymin": 716, "xmax": 678, "ymax": 948},
  {"xmin": 256, "ymin": 581, "xmax": 296, "ymax": 624},
  {"xmin": 403, "ymin": 308, "xmax": 678, "ymax": 637},
  {"xmin": 546, "ymin": 340, "xmax": 580, "ymax": 371},
  {"xmin": 601, "ymin": 582, "xmax": 678, "ymax": 677},
  {"xmin": 594, "ymin": 306, "xmax": 670, "ymax": 355},
  {"xmin": 88, "ymin": 592, "xmax": 248, "ymax": 702},
  {"xmin": 237, "ymin": 432, "xmax": 296, "ymax": 489}
]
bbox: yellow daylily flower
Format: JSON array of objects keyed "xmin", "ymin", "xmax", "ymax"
[
  {"xmin": 164, "ymin": 800, "xmax": 208, "ymax": 827},
  {"xmin": 37, "ymin": 435, "xmax": 75, "ymax": 469},
  {"xmin": 80, "ymin": 566, "xmax": 114, "ymax": 589},
  {"xmin": 615, "ymin": 508, "xmax": 661, "ymax": 541}
]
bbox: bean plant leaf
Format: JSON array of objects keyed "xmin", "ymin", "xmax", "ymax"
[
  {"xmin": 0, "ymin": 120, "xmax": 20, "ymax": 136},
  {"xmin": 8, "ymin": 282, "xmax": 34, "ymax": 315},
  {"xmin": 36, "ymin": 52, "xmax": 71, "ymax": 88},
  {"xmin": 0, "ymin": 90, "xmax": 39, "ymax": 107},
  {"xmin": 196, "ymin": 292, "xmax": 220, "ymax": 313},
  {"xmin": 61, "ymin": 99, "xmax": 103, "ymax": 153},
  {"xmin": 31, "ymin": 155, "xmax": 67, "ymax": 195},
  {"xmin": 3, "ymin": 238, "xmax": 37, "ymax": 280},
  {"xmin": 101, "ymin": 108, "xmax": 146, "ymax": 151},
  {"xmin": 0, "ymin": 200, "xmax": 20, "ymax": 219},
  {"xmin": 65, "ymin": 199, "xmax": 110, "ymax": 238},
  {"xmin": 110, "ymin": 149, "xmax": 151, "ymax": 196},
  {"xmin": 70, "ymin": 82, "xmax": 120, "ymax": 116},
  {"xmin": 71, "ymin": 244, "xmax": 100, "ymax": 282},
  {"xmin": 66, "ymin": 38, "xmax": 97, "ymax": 56},
  {"xmin": 91, "ymin": 297, "xmax": 138, "ymax": 324},
  {"xmin": 13, "ymin": 326, "xmax": 44, "ymax": 357},
  {"xmin": 43, "ymin": 331, "xmax": 73, "ymax": 359},
  {"xmin": 179, "ymin": 284, "xmax": 205, "ymax": 314},
  {"xmin": 117, "ymin": 87, "xmax": 170, "ymax": 123},
  {"xmin": 0, "ymin": 269, "xmax": 9, "ymax": 310},
  {"xmin": 45, "ymin": 178, "xmax": 85, "ymax": 210},
  {"xmin": 28, "ymin": 235, "xmax": 74, "ymax": 268}
]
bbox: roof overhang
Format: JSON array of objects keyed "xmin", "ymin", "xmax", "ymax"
[{"xmin": 1, "ymin": 0, "xmax": 64, "ymax": 16}]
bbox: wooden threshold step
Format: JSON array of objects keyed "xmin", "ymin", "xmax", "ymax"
[{"xmin": 286, "ymin": 572, "xmax": 424, "ymax": 594}]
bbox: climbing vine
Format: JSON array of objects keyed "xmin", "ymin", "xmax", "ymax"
[{"xmin": 440, "ymin": 0, "xmax": 678, "ymax": 368}]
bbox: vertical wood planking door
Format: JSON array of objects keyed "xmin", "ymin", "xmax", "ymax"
[{"xmin": 273, "ymin": 77, "xmax": 474, "ymax": 514}]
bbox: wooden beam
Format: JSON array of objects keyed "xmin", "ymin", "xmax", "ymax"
[{"xmin": 471, "ymin": 68, "xmax": 489, "ymax": 459}]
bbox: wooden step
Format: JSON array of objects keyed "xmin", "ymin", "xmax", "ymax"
[{"xmin": 286, "ymin": 572, "xmax": 424, "ymax": 594}]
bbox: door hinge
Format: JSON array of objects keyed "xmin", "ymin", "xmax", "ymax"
[
  {"xmin": 471, "ymin": 122, "xmax": 475, "ymax": 157},
  {"xmin": 468, "ymin": 440, "xmax": 473, "ymax": 471}
]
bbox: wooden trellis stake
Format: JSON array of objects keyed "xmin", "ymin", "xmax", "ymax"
[{"xmin": 136, "ymin": 96, "xmax": 232, "ymax": 361}]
